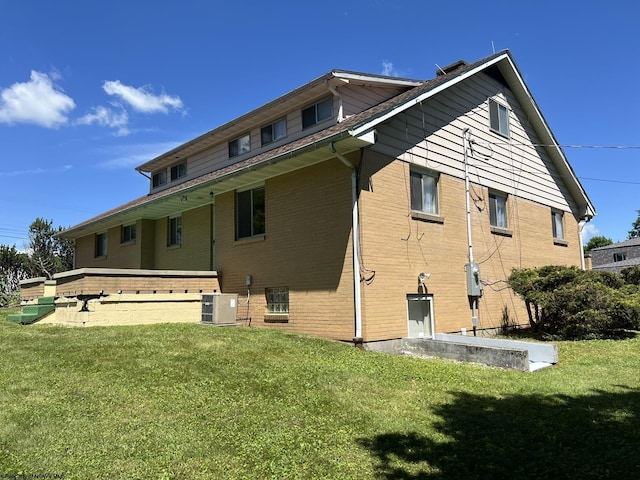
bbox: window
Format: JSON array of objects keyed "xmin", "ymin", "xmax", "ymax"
[
  {"xmin": 95, "ymin": 232, "xmax": 107, "ymax": 258},
  {"xmin": 170, "ymin": 162, "xmax": 187, "ymax": 181},
  {"xmin": 551, "ymin": 210, "xmax": 564, "ymax": 240},
  {"xmin": 614, "ymin": 253, "xmax": 627, "ymax": 262},
  {"xmin": 229, "ymin": 134, "xmax": 251, "ymax": 158},
  {"xmin": 302, "ymin": 97, "xmax": 332, "ymax": 129},
  {"xmin": 489, "ymin": 191, "xmax": 508, "ymax": 229},
  {"xmin": 121, "ymin": 224, "xmax": 136, "ymax": 243},
  {"xmin": 266, "ymin": 287, "xmax": 289, "ymax": 314},
  {"xmin": 237, "ymin": 186, "xmax": 265, "ymax": 239},
  {"xmin": 168, "ymin": 216, "xmax": 182, "ymax": 246},
  {"xmin": 261, "ymin": 118, "xmax": 287, "ymax": 145},
  {"xmin": 489, "ymin": 98, "xmax": 509, "ymax": 137},
  {"xmin": 410, "ymin": 170, "xmax": 439, "ymax": 215},
  {"xmin": 152, "ymin": 170, "xmax": 167, "ymax": 188}
]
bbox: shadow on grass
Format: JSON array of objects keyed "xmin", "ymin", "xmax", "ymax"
[{"xmin": 358, "ymin": 388, "xmax": 640, "ymax": 479}]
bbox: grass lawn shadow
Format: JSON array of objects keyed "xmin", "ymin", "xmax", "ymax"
[{"xmin": 358, "ymin": 388, "xmax": 640, "ymax": 479}]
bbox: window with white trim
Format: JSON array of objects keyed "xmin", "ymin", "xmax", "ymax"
[
  {"xmin": 152, "ymin": 170, "xmax": 167, "ymax": 188},
  {"xmin": 170, "ymin": 162, "xmax": 187, "ymax": 181},
  {"xmin": 410, "ymin": 169, "xmax": 439, "ymax": 215},
  {"xmin": 168, "ymin": 216, "xmax": 182, "ymax": 246},
  {"xmin": 121, "ymin": 224, "xmax": 136, "ymax": 243},
  {"xmin": 302, "ymin": 97, "xmax": 332, "ymax": 129},
  {"xmin": 236, "ymin": 186, "xmax": 265, "ymax": 239},
  {"xmin": 489, "ymin": 191, "xmax": 508, "ymax": 229},
  {"xmin": 551, "ymin": 210, "xmax": 564, "ymax": 240},
  {"xmin": 489, "ymin": 98, "xmax": 509, "ymax": 137},
  {"xmin": 95, "ymin": 232, "xmax": 107, "ymax": 258},
  {"xmin": 261, "ymin": 118, "xmax": 287, "ymax": 145},
  {"xmin": 266, "ymin": 287, "xmax": 289, "ymax": 314},
  {"xmin": 229, "ymin": 134, "xmax": 251, "ymax": 158}
]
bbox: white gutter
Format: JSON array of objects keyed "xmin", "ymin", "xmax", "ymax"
[{"xmin": 329, "ymin": 142, "xmax": 363, "ymax": 342}]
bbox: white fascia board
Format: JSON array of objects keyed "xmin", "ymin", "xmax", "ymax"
[{"xmin": 332, "ymin": 71, "xmax": 422, "ymax": 87}]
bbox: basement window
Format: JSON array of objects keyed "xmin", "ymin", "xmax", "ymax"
[
  {"xmin": 302, "ymin": 97, "xmax": 332, "ymax": 129},
  {"xmin": 265, "ymin": 287, "xmax": 289, "ymax": 323},
  {"xmin": 489, "ymin": 98, "xmax": 510, "ymax": 137}
]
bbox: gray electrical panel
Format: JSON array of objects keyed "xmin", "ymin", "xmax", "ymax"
[
  {"xmin": 201, "ymin": 293, "xmax": 238, "ymax": 324},
  {"xmin": 466, "ymin": 262, "xmax": 483, "ymax": 297}
]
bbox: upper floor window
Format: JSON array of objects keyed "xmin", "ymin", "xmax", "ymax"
[
  {"xmin": 121, "ymin": 224, "xmax": 136, "ymax": 243},
  {"xmin": 410, "ymin": 169, "xmax": 439, "ymax": 215},
  {"xmin": 302, "ymin": 97, "xmax": 332, "ymax": 129},
  {"xmin": 168, "ymin": 216, "xmax": 182, "ymax": 246},
  {"xmin": 170, "ymin": 162, "xmax": 187, "ymax": 181},
  {"xmin": 551, "ymin": 210, "xmax": 564, "ymax": 240},
  {"xmin": 261, "ymin": 118, "xmax": 287, "ymax": 145},
  {"xmin": 152, "ymin": 170, "xmax": 167, "ymax": 188},
  {"xmin": 614, "ymin": 252, "xmax": 627, "ymax": 262},
  {"xmin": 237, "ymin": 186, "xmax": 265, "ymax": 239},
  {"xmin": 95, "ymin": 232, "xmax": 107, "ymax": 258},
  {"xmin": 489, "ymin": 98, "xmax": 509, "ymax": 137},
  {"xmin": 489, "ymin": 191, "xmax": 508, "ymax": 229},
  {"xmin": 229, "ymin": 134, "xmax": 251, "ymax": 158}
]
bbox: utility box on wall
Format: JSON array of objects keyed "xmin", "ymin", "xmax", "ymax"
[
  {"xmin": 465, "ymin": 262, "xmax": 483, "ymax": 297},
  {"xmin": 201, "ymin": 293, "xmax": 238, "ymax": 324}
]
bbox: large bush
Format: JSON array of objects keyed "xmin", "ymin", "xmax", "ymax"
[{"xmin": 508, "ymin": 265, "xmax": 640, "ymax": 340}]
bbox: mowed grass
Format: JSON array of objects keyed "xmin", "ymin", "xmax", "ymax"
[{"xmin": 0, "ymin": 310, "xmax": 638, "ymax": 479}]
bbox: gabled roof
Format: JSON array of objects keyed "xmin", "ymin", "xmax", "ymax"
[
  {"xmin": 60, "ymin": 50, "xmax": 595, "ymax": 239},
  {"xmin": 592, "ymin": 238, "xmax": 640, "ymax": 251}
]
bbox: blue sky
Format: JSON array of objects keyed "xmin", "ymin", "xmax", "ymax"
[{"xmin": 0, "ymin": 0, "xmax": 638, "ymax": 247}]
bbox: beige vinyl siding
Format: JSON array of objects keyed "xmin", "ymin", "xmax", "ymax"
[
  {"xmin": 370, "ymin": 71, "xmax": 577, "ymax": 217},
  {"xmin": 339, "ymin": 84, "xmax": 408, "ymax": 117}
]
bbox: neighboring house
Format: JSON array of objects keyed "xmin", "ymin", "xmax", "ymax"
[
  {"xmin": 42, "ymin": 50, "xmax": 594, "ymax": 343},
  {"xmin": 590, "ymin": 238, "xmax": 640, "ymax": 273}
]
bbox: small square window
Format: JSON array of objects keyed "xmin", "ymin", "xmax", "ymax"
[
  {"xmin": 410, "ymin": 170, "xmax": 439, "ymax": 215},
  {"xmin": 261, "ymin": 118, "xmax": 287, "ymax": 145},
  {"xmin": 266, "ymin": 287, "xmax": 289, "ymax": 314},
  {"xmin": 229, "ymin": 134, "xmax": 251, "ymax": 158},
  {"xmin": 302, "ymin": 97, "xmax": 333, "ymax": 129},
  {"xmin": 551, "ymin": 211, "xmax": 564, "ymax": 240},
  {"xmin": 152, "ymin": 170, "xmax": 167, "ymax": 188},
  {"xmin": 121, "ymin": 224, "xmax": 136, "ymax": 243},
  {"xmin": 489, "ymin": 192, "xmax": 508, "ymax": 229},
  {"xmin": 170, "ymin": 162, "xmax": 187, "ymax": 181},
  {"xmin": 489, "ymin": 99, "xmax": 509, "ymax": 137},
  {"xmin": 168, "ymin": 216, "xmax": 182, "ymax": 246},
  {"xmin": 95, "ymin": 232, "xmax": 107, "ymax": 258}
]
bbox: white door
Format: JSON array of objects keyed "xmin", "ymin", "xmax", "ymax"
[{"xmin": 407, "ymin": 295, "xmax": 434, "ymax": 338}]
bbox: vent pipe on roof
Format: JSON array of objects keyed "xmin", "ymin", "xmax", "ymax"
[{"xmin": 436, "ymin": 60, "xmax": 468, "ymax": 76}]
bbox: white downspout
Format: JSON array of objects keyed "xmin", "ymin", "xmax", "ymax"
[
  {"xmin": 578, "ymin": 218, "xmax": 591, "ymax": 270},
  {"xmin": 329, "ymin": 142, "xmax": 363, "ymax": 342}
]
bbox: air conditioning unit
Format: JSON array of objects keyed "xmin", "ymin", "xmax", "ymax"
[{"xmin": 201, "ymin": 293, "xmax": 238, "ymax": 324}]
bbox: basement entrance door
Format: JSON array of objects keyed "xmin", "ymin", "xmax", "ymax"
[{"xmin": 406, "ymin": 294, "xmax": 434, "ymax": 339}]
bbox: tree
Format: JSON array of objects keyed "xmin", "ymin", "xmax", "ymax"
[
  {"xmin": 0, "ymin": 244, "xmax": 30, "ymax": 306},
  {"xmin": 28, "ymin": 218, "xmax": 74, "ymax": 280},
  {"xmin": 584, "ymin": 235, "xmax": 613, "ymax": 253},
  {"xmin": 628, "ymin": 210, "xmax": 640, "ymax": 239}
]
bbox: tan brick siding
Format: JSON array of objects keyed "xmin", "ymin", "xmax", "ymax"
[
  {"xmin": 358, "ymin": 156, "xmax": 582, "ymax": 341},
  {"xmin": 215, "ymin": 157, "xmax": 357, "ymax": 341}
]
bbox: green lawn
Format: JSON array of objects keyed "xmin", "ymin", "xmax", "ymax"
[{"xmin": 1, "ymin": 310, "xmax": 638, "ymax": 479}]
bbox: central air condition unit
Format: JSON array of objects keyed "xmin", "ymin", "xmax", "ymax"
[{"xmin": 201, "ymin": 293, "xmax": 239, "ymax": 324}]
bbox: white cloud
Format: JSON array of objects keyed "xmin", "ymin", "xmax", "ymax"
[
  {"xmin": 0, "ymin": 71, "xmax": 75, "ymax": 128},
  {"xmin": 381, "ymin": 60, "xmax": 400, "ymax": 77},
  {"xmin": 103, "ymin": 80, "xmax": 183, "ymax": 114},
  {"xmin": 0, "ymin": 164, "xmax": 72, "ymax": 177},
  {"xmin": 76, "ymin": 106, "xmax": 130, "ymax": 136},
  {"xmin": 98, "ymin": 141, "xmax": 183, "ymax": 169},
  {"xmin": 582, "ymin": 222, "xmax": 600, "ymax": 242}
]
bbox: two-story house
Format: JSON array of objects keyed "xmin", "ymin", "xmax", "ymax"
[{"xmin": 18, "ymin": 50, "xmax": 594, "ymax": 343}]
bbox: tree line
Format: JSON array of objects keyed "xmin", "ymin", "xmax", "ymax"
[{"xmin": 0, "ymin": 218, "xmax": 73, "ymax": 307}]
